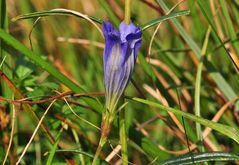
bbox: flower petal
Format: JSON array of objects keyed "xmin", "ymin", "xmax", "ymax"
[
  {"xmin": 119, "ymin": 21, "xmax": 140, "ymax": 42},
  {"xmin": 102, "ymin": 21, "xmax": 120, "ymax": 73},
  {"xmin": 103, "ymin": 21, "xmax": 142, "ymax": 112}
]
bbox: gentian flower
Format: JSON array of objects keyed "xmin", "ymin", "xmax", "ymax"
[{"xmin": 102, "ymin": 21, "xmax": 142, "ymax": 112}]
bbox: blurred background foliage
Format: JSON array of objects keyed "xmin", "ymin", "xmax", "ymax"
[{"xmin": 0, "ymin": 0, "xmax": 239, "ymax": 164}]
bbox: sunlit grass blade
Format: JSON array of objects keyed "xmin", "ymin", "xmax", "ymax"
[
  {"xmin": 194, "ymin": 27, "xmax": 211, "ymax": 152},
  {"xmin": 0, "ymin": 29, "xmax": 103, "ymax": 111},
  {"xmin": 46, "ymin": 128, "xmax": 63, "ymax": 165},
  {"xmin": 132, "ymin": 97, "xmax": 239, "ymax": 144},
  {"xmin": 157, "ymin": 152, "xmax": 239, "ymax": 165},
  {"xmin": 0, "ymin": 29, "xmax": 82, "ymax": 92},
  {"xmin": 156, "ymin": 0, "xmax": 239, "ymax": 110},
  {"xmin": 0, "ymin": 0, "xmax": 13, "ymax": 100},
  {"xmin": 197, "ymin": 0, "xmax": 239, "ymax": 70},
  {"xmin": 219, "ymin": 0, "xmax": 239, "ymax": 56},
  {"xmin": 1, "ymin": 3, "xmax": 14, "ymax": 163},
  {"xmin": 12, "ymin": 9, "xmax": 102, "ymax": 24},
  {"xmin": 12, "ymin": 8, "xmax": 103, "ymax": 37},
  {"xmin": 141, "ymin": 10, "xmax": 190, "ymax": 31},
  {"xmin": 45, "ymin": 149, "xmax": 94, "ymax": 158}
]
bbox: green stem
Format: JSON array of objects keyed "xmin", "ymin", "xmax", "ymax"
[
  {"xmin": 119, "ymin": 108, "xmax": 128, "ymax": 165},
  {"xmin": 124, "ymin": 0, "xmax": 131, "ymax": 24},
  {"xmin": 0, "ymin": 0, "xmax": 13, "ymax": 100},
  {"xmin": 195, "ymin": 27, "xmax": 211, "ymax": 155},
  {"xmin": 195, "ymin": 59, "xmax": 204, "ymax": 152},
  {"xmin": 219, "ymin": 0, "xmax": 239, "ymax": 55},
  {"xmin": 92, "ymin": 111, "xmax": 114, "ymax": 165},
  {"xmin": 92, "ymin": 136, "xmax": 107, "ymax": 165}
]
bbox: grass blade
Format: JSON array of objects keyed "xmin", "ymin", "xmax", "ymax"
[
  {"xmin": 132, "ymin": 97, "xmax": 239, "ymax": 144},
  {"xmin": 156, "ymin": 0, "xmax": 239, "ymax": 110},
  {"xmin": 141, "ymin": 10, "xmax": 190, "ymax": 31},
  {"xmin": 46, "ymin": 127, "xmax": 63, "ymax": 165},
  {"xmin": 197, "ymin": 0, "xmax": 239, "ymax": 70},
  {"xmin": 219, "ymin": 0, "xmax": 239, "ymax": 56},
  {"xmin": 46, "ymin": 149, "xmax": 94, "ymax": 158},
  {"xmin": 157, "ymin": 152, "xmax": 239, "ymax": 165},
  {"xmin": 0, "ymin": 0, "xmax": 13, "ymax": 99},
  {"xmin": 194, "ymin": 27, "xmax": 211, "ymax": 152},
  {"xmin": 0, "ymin": 29, "xmax": 83, "ymax": 92},
  {"xmin": 12, "ymin": 9, "xmax": 102, "ymax": 24},
  {"xmin": 0, "ymin": 29, "xmax": 103, "ymax": 111},
  {"xmin": 12, "ymin": 8, "xmax": 103, "ymax": 37}
]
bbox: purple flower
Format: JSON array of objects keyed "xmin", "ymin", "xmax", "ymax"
[{"xmin": 102, "ymin": 21, "xmax": 142, "ymax": 112}]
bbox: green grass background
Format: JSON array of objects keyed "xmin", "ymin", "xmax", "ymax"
[{"xmin": 0, "ymin": 0, "xmax": 239, "ymax": 164}]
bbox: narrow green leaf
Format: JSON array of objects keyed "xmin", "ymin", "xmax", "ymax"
[
  {"xmin": 157, "ymin": 152, "xmax": 239, "ymax": 165},
  {"xmin": 219, "ymin": 0, "xmax": 239, "ymax": 55},
  {"xmin": 0, "ymin": 29, "xmax": 83, "ymax": 93},
  {"xmin": 194, "ymin": 27, "xmax": 211, "ymax": 153},
  {"xmin": 0, "ymin": 29, "xmax": 103, "ymax": 112},
  {"xmin": 132, "ymin": 97, "xmax": 239, "ymax": 144},
  {"xmin": 0, "ymin": 0, "xmax": 6, "ymax": 28},
  {"xmin": 156, "ymin": 0, "xmax": 239, "ymax": 110},
  {"xmin": 45, "ymin": 149, "xmax": 94, "ymax": 158},
  {"xmin": 12, "ymin": 9, "xmax": 102, "ymax": 24},
  {"xmin": 197, "ymin": 0, "xmax": 239, "ymax": 71},
  {"xmin": 46, "ymin": 128, "xmax": 63, "ymax": 165},
  {"xmin": 141, "ymin": 10, "xmax": 190, "ymax": 31},
  {"xmin": 142, "ymin": 138, "xmax": 170, "ymax": 160},
  {"xmin": 0, "ymin": 0, "xmax": 13, "ymax": 100}
]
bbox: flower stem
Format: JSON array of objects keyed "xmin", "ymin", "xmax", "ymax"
[
  {"xmin": 124, "ymin": 0, "xmax": 131, "ymax": 24},
  {"xmin": 92, "ymin": 135, "xmax": 107, "ymax": 165},
  {"xmin": 119, "ymin": 109, "xmax": 128, "ymax": 165},
  {"xmin": 119, "ymin": 97, "xmax": 128, "ymax": 165},
  {"xmin": 92, "ymin": 111, "xmax": 114, "ymax": 165}
]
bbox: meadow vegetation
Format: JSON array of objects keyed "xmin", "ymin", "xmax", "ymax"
[{"xmin": 0, "ymin": 0, "xmax": 239, "ymax": 164}]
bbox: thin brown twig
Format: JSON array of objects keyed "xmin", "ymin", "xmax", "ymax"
[
  {"xmin": 156, "ymin": 97, "xmax": 239, "ymax": 155},
  {"xmin": 63, "ymin": 97, "xmax": 100, "ymax": 130},
  {"xmin": 0, "ymin": 91, "xmax": 104, "ymax": 104},
  {"xmin": 57, "ymin": 37, "xmax": 105, "ymax": 49},
  {"xmin": 2, "ymin": 105, "xmax": 16, "ymax": 165},
  {"xmin": 105, "ymin": 144, "xmax": 121, "ymax": 162},
  {"xmin": 146, "ymin": 0, "xmax": 189, "ymax": 136},
  {"xmin": 108, "ymin": 141, "xmax": 135, "ymax": 165},
  {"xmin": 0, "ymin": 69, "xmax": 56, "ymax": 143},
  {"xmin": 135, "ymin": 117, "xmax": 158, "ymax": 132},
  {"xmin": 147, "ymin": 0, "xmax": 185, "ymax": 58},
  {"xmin": 16, "ymin": 99, "xmax": 56, "ymax": 165},
  {"xmin": 53, "ymin": 113, "xmax": 97, "ymax": 147},
  {"xmin": 135, "ymin": 85, "xmax": 234, "ymax": 154},
  {"xmin": 0, "ymin": 91, "xmax": 72, "ymax": 104},
  {"xmin": 132, "ymin": 80, "xmax": 193, "ymax": 145},
  {"xmin": 146, "ymin": 57, "xmax": 192, "ymax": 105},
  {"xmin": 131, "ymin": 84, "xmax": 193, "ymax": 146},
  {"xmin": 214, "ymin": 86, "xmax": 239, "ymax": 123},
  {"xmin": 134, "ymin": 120, "xmax": 150, "ymax": 137}
]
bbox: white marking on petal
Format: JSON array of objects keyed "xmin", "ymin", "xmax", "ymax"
[{"xmin": 105, "ymin": 43, "xmax": 121, "ymax": 109}]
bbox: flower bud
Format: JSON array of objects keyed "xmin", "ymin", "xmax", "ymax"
[{"xmin": 102, "ymin": 21, "xmax": 142, "ymax": 112}]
